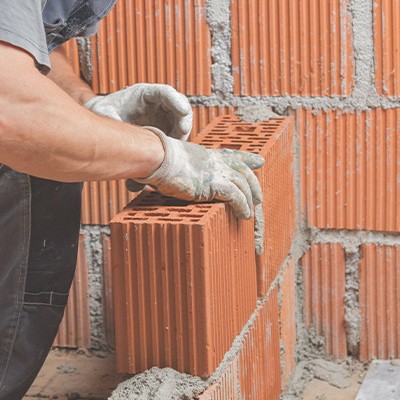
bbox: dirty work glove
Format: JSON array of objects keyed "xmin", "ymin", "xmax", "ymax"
[
  {"xmin": 85, "ymin": 83, "xmax": 193, "ymax": 192},
  {"xmin": 127, "ymin": 127, "xmax": 265, "ymax": 252},
  {"xmin": 84, "ymin": 83, "xmax": 193, "ymax": 140}
]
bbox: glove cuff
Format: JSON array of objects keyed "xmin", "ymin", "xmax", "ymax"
[
  {"xmin": 135, "ymin": 126, "xmax": 175, "ymax": 184},
  {"xmin": 83, "ymin": 95, "xmax": 103, "ymax": 110}
]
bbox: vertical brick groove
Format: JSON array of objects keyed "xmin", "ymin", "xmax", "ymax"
[
  {"xmin": 279, "ymin": 259, "xmax": 296, "ymax": 389},
  {"xmin": 299, "ymin": 109, "xmax": 400, "ymax": 232},
  {"xmin": 231, "ymin": 0, "xmax": 354, "ymax": 96},
  {"xmin": 110, "ymin": 192, "xmax": 257, "ymax": 376},
  {"xmin": 91, "ymin": 0, "xmax": 212, "ymax": 95},
  {"xmin": 374, "ymin": 0, "xmax": 400, "ymax": 96},
  {"xmin": 359, "ymin": 244, "xmax": 400, "ymax": 360},
  {"xmin": 54, "ymin": 235, "xmax": 91, "ymax": 348},
  {"xmin": 194, "ymin": 115, "xmax": 296, "ymax": 297},
  {"xmin": 301, "ymin": 243, "xmax": 347, "ymax": 359}
]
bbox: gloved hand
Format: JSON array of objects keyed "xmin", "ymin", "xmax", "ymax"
[
  {"xmin": 85, "ymin": 83, "xmax": 193, "ymax": 191},
  {"xmin": 84, "ymin": 83, "xmax": 193, "ymax": 140},
  {"xmin": 129, "ymin": 127, "xmax": 265, "ymax": 252}
]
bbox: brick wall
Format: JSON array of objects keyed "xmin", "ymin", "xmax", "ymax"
[{"xmin": 58, "ymin": 0, "xmax": 400, "ymax": 397}]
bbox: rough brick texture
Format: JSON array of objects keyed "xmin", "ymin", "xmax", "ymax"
[
  {"xmin": 279, "ymin": 259, "xmax": 296, "ymax": 389},
  {"xmin": 298, "ymin": 109, "xmax": 400, "ymax": 232},
  {"xmin": 301, "ymin": 243, "xmax": 348, "ymax": 359},
  {"xmin": 110, "ymin": 191, "xmax": 257, "ymax": 376},
  {"xmin": 91, "ymin": 0, "xmax": 212, "ymax": 95},
  {"xmin": 231, "ymin": 0, "xmax": 354, "ymax": 96},
  {"xmin": 195, "ymin": 287, "xmax": 281, "ymax": 400},
  {"xmin": 54, "ymin": 235, "xmax": 90, "ymax": 348},
  {"xmin": 374, "ymin": 0, "xmax": 400, "ymax": 96},
  {"xmin": 195, "ymin": 115, "xmax": 295, "ymax": 297},
  {"xmin": 360, "ymin": 244, "xmax": 400, "ymax": 361}
]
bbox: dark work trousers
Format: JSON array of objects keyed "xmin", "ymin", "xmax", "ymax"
[{"xmin": 0, "ymin": 165, "xmax": 82, "ymax": 400}]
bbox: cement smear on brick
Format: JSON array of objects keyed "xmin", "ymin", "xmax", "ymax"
[
  {"xmin": 108, "ymin": 368, "xmax": 207, "ymax": 400},
  {"xmin": 81, "ymin": 225, "xmax": 110, "ymax": 352},
  {"xmin": 236, "ymin": 104, "xmax": 280, "ymax": 122},
  {"xmin": 205, "ymin": 0, "xmax": 233, "ymax": 98},
  {"xmin": 282, "ymin": 359, "xmax": 352, "ymax": 400},
  {"xmin": 76, "ymin": 37, "xmax": 92, "ymax": 86},
  {"xmin": 344, "ymin": 247, "xmax": 361, "ymax": 357}
]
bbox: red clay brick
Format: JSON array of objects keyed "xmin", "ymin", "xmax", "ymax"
[
  {"xmin": 110, "ymin": 191, "xmax": 257, "ymax": 376},
  {"xmin": 360, "ymin": 244, "xmax": 400, "ymax": 361},
  {"xmin": 194, "ymin": 115, "xmax": 296, "ymax": 297},
  {"xmin": 298, "ymin": 109, "xmax": 400, "ymax": 232},
  {"xmin": 195, "ymin": 360, "xmax": 240, "ymax": 400},
  {"xmin": 301, "ymin": 243, "xmax": 347, "ymax": 359},
  {"xmin": 191, "ymin": 106, "xmax": 237, "ymax": 139},
  {"xmin": 238, "ymin": 286, "xmax": 281, "ymax": 400},
  {"xmin": 196, "ymin": 287, "xmax": 282, "ymax": 399},
  {"xmin": 231, "ymin": 0, "xmax": 354, "ymax": 96},
  {"xmin": 279, "ymin": 259, "xmax": 296, "ymax": 389},
  {"xmin": 91, "ymin": 0, "xmax": 212, "ymax": 95},
  {"xmin": 54, "ymin": 234, "xmax": 91, "ymax": 348},
  {"xmin": 374, "ymin": 0, "xmax": 400, "ymax": 96}
]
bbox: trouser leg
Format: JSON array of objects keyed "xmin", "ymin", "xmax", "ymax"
[{"xmin": 0, "ymin": 169, "xmax": 82, "ymax": 400}]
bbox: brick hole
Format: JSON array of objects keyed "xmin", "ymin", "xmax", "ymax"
[
  {"xmin": 217, "ymin": 143, "xmax": 243, "ymax": 150},
  {"xmin": 157, "ymin": 218, "xmax": 183, "ymax": 222},
  {"xmin": 124, "ymin": 217, "xmax": 149, "ymax": 221},
  {"xmin": 177, "ymin": 213, "xmax": 204, "ymax": 218},
  {"xmin": 234, "ymin": 126, "xmax": 256, "ymax": 132},
  {"xmin": 143, "ymin": 212, "xmax": 170, "ymax": 217},
  {"xmin": 132, "ymin": 207, "xmax": 159, "ymax": 212}
]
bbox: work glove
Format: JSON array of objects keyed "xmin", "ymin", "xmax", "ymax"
[
  {"xmin": 84, "ymin": 83, "xmax": 193, "ymax": 140},
  {"xmin": 85, "ymin": 83, "xmax": 193, "ymax": 191},
  {"xmin": 128, "ymin": 127, "xmax": 265, "ymax": 253}
]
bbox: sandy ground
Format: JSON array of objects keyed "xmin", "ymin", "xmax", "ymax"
[{"xmin": 24, "ymin": 350, "xmax": 363, "ymax": 400}]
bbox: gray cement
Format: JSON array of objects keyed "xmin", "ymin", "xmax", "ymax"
[
  {"xmin": 81, "ymin": 225, "xmax": 111, "ymax": 352},
  {"xmin": 205, "ymin": 0, "xmax": 233, "ymax": 98},
  {"xmin": 236, "ymin": 105, "xmax": 281, "ymax": 122},
  {"xmin": 356, "ymin": 360, "xmax": 400, "ymax": 400},
  {"xmin": 344, "ymin": 247, "xmax": 361, "ymax": 357},
  {"xmin": 76, "ymin": 37, "xmax": 92, "ymax": 86},
  {"xmin": 108, "ymin": 367, "xmax": 208, "ymax": 400}
]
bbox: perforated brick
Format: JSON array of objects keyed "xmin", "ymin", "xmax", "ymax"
[
  {"xmin": 194, "ymin": 115, "xmax": 295, "ymax": 297},
  {"xmin": 110, "ymin": 191, "xmax": 257, "ymax": 376}
]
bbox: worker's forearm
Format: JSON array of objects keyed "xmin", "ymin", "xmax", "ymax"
[
  {"xmin": 47, "ymin": 44, "xmax": 95, "ymax": 105},
  {"xmin": 0, "ymin": 43, "xmax": 164, "ymax": 182}
]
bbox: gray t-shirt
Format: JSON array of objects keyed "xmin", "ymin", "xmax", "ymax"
[
  {"xmin": 0, "ymin": 1, "xmax": 51, "ymax": 70},
  {"xmin": 0, "ymin": 0, "xmax": 113, "ymax": 73}
]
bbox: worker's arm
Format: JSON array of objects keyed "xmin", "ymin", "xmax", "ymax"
[
  {"xmin": 47, "ymin": 44, "xmax": 95, "ymax": 105},
  {"xmin": 0, "ymin": 42, "xmax": 164, "ymax": 182},
  {"xmin": 0, "ymin": 42, "xmax": 264, "ymax": 220}
]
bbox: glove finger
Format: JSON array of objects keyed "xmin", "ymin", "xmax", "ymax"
[
  {"xmin": 230, "ymin": 171, "xmax": 253, "ymax": 215},
  {"xmin": 126, "ymin": 179, "xmax": 146, "ymax": 192},
  {"xmin": 231, "ymin": 150, "xmax": 265, "ymax": 170},
  {"xmin": 175, "ymin": 112, "xmax": 193, "ymax": 141},
  {"xmin": 213, "ymin": 181, "xmax": 251, "ymax": 219},
  {"xmin": 235, "ymin": 164, "xmax": 263, "ymax": 206},
  {"xmin": 143, "ymin": 84, "xmax": 192, "ymax": 117}
]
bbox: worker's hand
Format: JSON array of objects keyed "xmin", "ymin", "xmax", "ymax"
[
  {"xmin": 84, "ymin": 83, "xmax": 193, "ymax": 140},
  {"xmin": 129, "ymin": 127, "xmax": 264, "ymax": 222}
]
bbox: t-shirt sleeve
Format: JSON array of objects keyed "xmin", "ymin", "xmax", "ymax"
[{"xmin": 0, "ymin": 0, "xmax": 50, "ymax": 72}]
